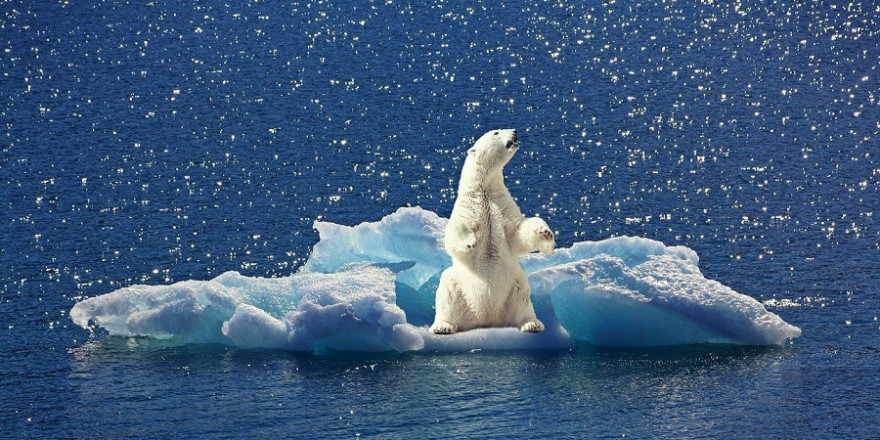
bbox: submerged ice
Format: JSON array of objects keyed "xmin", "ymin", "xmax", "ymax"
[{"xmin": 70, "ymin": 207, "xmax": 801, "ymax": 352}]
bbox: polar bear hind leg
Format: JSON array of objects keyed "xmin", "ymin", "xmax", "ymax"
[
  {"xmin": 506, "ymin": 272, "xmax": 545, "ymax": 333},
  {"xmin": 430, "ymin": 270, "xmax": 463, "ymax": 334},
  {"xmin": 519, "ymin": 320, "xmax": 545, "ymax": 333}
]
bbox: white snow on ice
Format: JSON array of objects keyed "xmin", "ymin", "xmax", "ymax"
[{"xmin": 70, "ymin": 207, "xmax": 802, "ymax": 353}]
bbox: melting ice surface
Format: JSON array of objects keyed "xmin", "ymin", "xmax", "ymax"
[{"xmin": 71, "ymin": 207, "xmax": 801, "ymax": 352}]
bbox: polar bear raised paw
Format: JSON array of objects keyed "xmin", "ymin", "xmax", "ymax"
[
  {"xmin": 517, "ymin": 217, "xmax": 556, "ymax": 255},
  {"xmin": 536, "ymin": 225, "xmax": 554, "ymax": 242},
  {"xmin": 536, "ymin": 225, "xmax": 555, "ymax": 254}
]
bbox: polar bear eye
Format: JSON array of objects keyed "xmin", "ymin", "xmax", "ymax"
[{"xmin": 493, "ymin": 131, "xmax": 499, "ymax": 136}]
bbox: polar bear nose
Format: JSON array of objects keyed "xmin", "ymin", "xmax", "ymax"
[{"xmin": 504, "ymin": 130, "xmax": 519, "ymax": 149}]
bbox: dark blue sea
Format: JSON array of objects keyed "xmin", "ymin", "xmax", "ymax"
[{"xmin": 2, "ymin": 0, "xmax": 878, "ymax": 438}]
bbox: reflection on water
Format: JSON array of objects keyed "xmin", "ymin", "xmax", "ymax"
[{"xmin": 65, "ymin": 342, "xmax": 797, "ymax": 439}]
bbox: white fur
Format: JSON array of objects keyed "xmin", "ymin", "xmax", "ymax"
[{"xmin": 430, "ymin": 129, "xmax": 555, "ymax": 335}]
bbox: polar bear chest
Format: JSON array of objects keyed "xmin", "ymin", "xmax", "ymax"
[{"xmin": 465, "ymin": 195, "xmax": 518, "ymax": 269}]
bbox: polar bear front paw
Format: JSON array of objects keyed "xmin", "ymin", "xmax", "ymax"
[
  {"xmin": 519, "ymin": 320, "xmax": 545, "ymax": 333},
  {"xmin": 535, "ymin": 225, "xmax": 556, "ymax": 254},
  {"xmin": 536, "ymin": 225, "xmax": 554, "ymax": 241},
  {"xmin": 430, "ymin": 321, "xmax": 458, "ymax": 335},
  {"xmin": 447, "ymin": 229, "xmax": 478, "ymax": 255},
  {"xmin": 464, "ymin": 237, "xmax": 477, "ymax": 250},
  {"xmin": 450, "ymin": 240, "xmax": 476, "ymax": 255}
]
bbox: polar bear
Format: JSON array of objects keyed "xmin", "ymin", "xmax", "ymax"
[{"xmin": 430, "ymin": 129, "xmax": 556, "ymax": 335}]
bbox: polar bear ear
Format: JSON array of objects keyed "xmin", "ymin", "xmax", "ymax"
[{"xmin": 467, "ymin": 146, "xmax": 477, "ymax": 155}]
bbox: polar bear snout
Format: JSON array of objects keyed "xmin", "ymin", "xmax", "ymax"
[{"xmin": 505, "ymin": 130, "xmax": 519, "ymax": 150}]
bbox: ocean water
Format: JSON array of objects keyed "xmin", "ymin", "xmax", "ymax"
[{"xmin": 1, "ymin": 0, "xmax": 878, "ymax": 438}]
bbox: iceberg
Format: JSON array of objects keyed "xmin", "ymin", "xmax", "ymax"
[{"xmin": 70, "ymin": 207, "xmax": 801, "ymax": 352}]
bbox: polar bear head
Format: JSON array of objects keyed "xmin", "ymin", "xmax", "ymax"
[{"xmin": 466, "ymin": 129, "xmax": 520, "ymax": 173}]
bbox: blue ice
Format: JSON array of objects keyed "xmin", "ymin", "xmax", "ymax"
[{"xmin": 70, "ymin": 207, "xmax": 802, "ymax": 352}]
